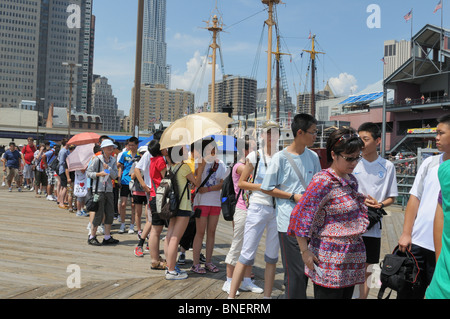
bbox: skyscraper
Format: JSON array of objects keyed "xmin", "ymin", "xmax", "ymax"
[
  {"xmin": 142, "ymin": 0, "xmax": 170, "ymax": 88},
  {"xmin": 0, "ymin": 0, "xmax": 94, "ymax": 120}
]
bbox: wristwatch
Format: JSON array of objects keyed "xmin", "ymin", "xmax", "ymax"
[
  {"xmin": 289, "ymin": 193, "xmax": 296, "ymax": 202},
  {"xmin": 380, "ymin": 202, "xmax": 385, "ymax": 209}
]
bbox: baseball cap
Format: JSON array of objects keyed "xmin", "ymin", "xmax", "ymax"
[{"xmin": 100, "ymin": 139, "xmax": 117, "ymax": 149}]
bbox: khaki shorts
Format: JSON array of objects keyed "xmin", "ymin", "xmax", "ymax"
[{"xmin": 6, "ymin": 167, "xmax": 20, "ymax": 183}]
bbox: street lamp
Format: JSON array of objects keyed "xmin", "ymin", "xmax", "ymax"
[{"xmin": 62, "ymin": 62, "xmax": 81, "ymax": 138}]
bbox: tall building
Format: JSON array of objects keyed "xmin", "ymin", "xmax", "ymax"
[
  {"xmin": 297, "ymin": 81, "xmax": 335, "ymax": 115},
  {"xmin": 209, "ymin": 75, "xmax": 257, "ymax": 117},
  {"xmin": 130, "ymin": 85, "xmax": 194, "ymax": 133},
  {"xmin": 91, "ymin": 75, "xmax": 120, "ymax": 132},
  {"xmin": 142, "ymin": 0, "xmax": 170, "ymax": 88},
  {"xmin": 0, "ymin": 0, "xmax": 41, "ymax": 108},
  {"xmin": 0, "ymin": 0, "xmax": 94, "ymax": 120},
  {"xmin": 383, "ymin": 40, "xmax": 411, "ymax": 80}
]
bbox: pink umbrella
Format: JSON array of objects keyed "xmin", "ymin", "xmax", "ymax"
[
  {"xmin": 66, "ymin": 143, "xmax": 95, "ymax": 172},
  {"xmin": 67, "ymin": 132, "xmax": 100, "ymax": 146}
]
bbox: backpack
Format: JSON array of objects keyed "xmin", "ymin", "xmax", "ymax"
[
  {"xmin": 377, "ymin": 246, "xmax": 421, "ymax": 299},
  {"xmin": 155, "ymin": 163, "xmax": 188, "ymax": 220},
  {"xmin": 221, "ymin": 163, "xmax": 243, "ymax": 221}
]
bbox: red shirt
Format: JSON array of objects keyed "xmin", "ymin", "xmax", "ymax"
[
  {"xmin": 22, "ymin": 144, "xmax": 37, "ymax": 164},
  {"xmin": 150, "ymin": 155, "xmax": 166, "ymax": 197}
]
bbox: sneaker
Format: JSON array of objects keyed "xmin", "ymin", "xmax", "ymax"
[
  {"xmin": 88, "ymin": 236, "xmax": 102, "ymax": 246},
  {"xmin": 177, "ymin": 253, "xmax": 186, "ymax": 265},
  {"xmin": 17, "ymin": 187, "xmax": 22, "ymax": 192},
  {"xmin": 76, "ymin": 211, "xmax": 83, "ymax": 216},
  {"xmin": 102, "ymin": 236, "xmax": 119, "ymax": 245},
  {"xmin": 134, "ymin": 246, "xmax": 144, "ymax": 257},
  {"xmin": 128, "ymin": 224, "xmax": 135, "ymax": 234},
  {"xmin": 240, "ymin": 280, "xmax": 264, "ymax": 294},
  {"xmin": 199, "ymin": 253, "xmax": 206, "ymax": 263},
  {"xmin": 1, "ymin": 182, "xmax": 5, "ymax": 187},
  {"xmin": 165, "ymin": 270, "xmax": 188, "ymax": 280},
  {"xmin": 37, "ymin": 189, "xmax": 41, "ymax": 195},
  {"xmin": 97, "ymin": 225, "xmax": 104, "ymax": 235},
  {"xmin": 118, "ymin": 223, "xmax": 125, "ymax": 234},
  {"xmin": 222, "ymin": 281, "xmax": 240, "ymax": 295},
  {"xmin": 46, "ymin": 195, "xmax": 55, "ymax": 201},
  {"xmin": 8, "ymin": 187, "xmax": 12, "ymax": 192},
  {"xmin": 29, "ymin": 187, "xmax": 34, "ymax": 192}
]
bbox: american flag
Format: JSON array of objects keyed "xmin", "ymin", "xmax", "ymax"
[
  {"xmin": 404, "ymin": 9, "xmax": 412, "ymax": 22},
  {"xmin": 381, "ymin": 57, "xmax": 387, "ymax": 65},
  {"xmin": 434, "ymin": 0, "xmax": 442, "ymax": 13}
]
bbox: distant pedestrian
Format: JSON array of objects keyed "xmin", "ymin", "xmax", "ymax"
[
  {"xmin": 86, "ymin": 139, "xmax": 119, "ymax": 246},
  {"xmin": 33, "ymin": 143, "xmax": 47, "ymax": 197},
  {"xmin": 41, "ymin": 144, "xmax": 60, "ymax": 201},
  {"xmin": 2, "ymin": 142, "xmax": 24, "ymax": 192},
  {"xmin": 21, "ymin": 137, "xmax": 36, "ymax": 191}
]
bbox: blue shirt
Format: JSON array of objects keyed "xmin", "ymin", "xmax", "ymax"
[
  {"xmin": 4, "ymin": 149, "xmax": 21, "ymax": 168},
  {"xmin": 44, "ymin": 150, "xmax": 57, "ymax": 166},
  {"xmin": 119, "ymin": 151, "xmax": 137, "ymax": 185},
  {"xmin": 261, "ymin": 147, "xmax": 321, "ymax": 232},
  {"xmin": 58, "ymin": 147, "xmax": 70, "ymax": 175}
]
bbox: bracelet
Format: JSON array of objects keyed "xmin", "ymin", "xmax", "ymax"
[
  {"xmin": 289, "ymin": 193, "xmax": 296, "ymax": 202},
  {"xmin": 301, "ymin": 249, "xmax": 308, "ymax": 255}
]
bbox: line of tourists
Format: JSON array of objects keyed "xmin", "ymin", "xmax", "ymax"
[{"xmin": 2, "ymin": 113, "xmax": 449, "ymax": 299}]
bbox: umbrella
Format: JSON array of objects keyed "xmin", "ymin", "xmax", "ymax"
[
  {"xmin": 67, "ymin": 132, "xmax": 100, "ymax": 146},
  {"xmin": 210, "ymin": 135, "xmax": 237, "ymax": 152},
  {"xmin": 159, "ymin": 113, "xmax": 232, "ymax": 150},
  {"xmin": 66, "ymin": 143, "xmax": 95, "ymax": 172}
]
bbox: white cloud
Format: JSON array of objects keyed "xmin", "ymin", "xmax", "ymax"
[
  {"xmin": 328, "ymin": 73, "xmax": 358, "ymax": 96},
  {"xmin": 171, "ymin": 50, "xmax": 222, "ymax": 106}
]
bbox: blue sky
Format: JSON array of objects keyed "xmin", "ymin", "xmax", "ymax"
[{"xmin": 92, "ymin": 0, "xmax": 448, "ymax": 115}]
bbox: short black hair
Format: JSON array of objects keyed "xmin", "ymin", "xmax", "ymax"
[
  {"xmin": 201, "ymin": 137, "xmax": 216, "ymax": 154},
  {"xmin": 291, "ymin": 113, "xmax": 318, "ymax": 138},
  {"xmin": 358, "ymin": 122, "xmax": 381, "ymax": 140},
  {"xmin": 326, "ymin": 127, "xmax": 364, "ymax": 162},
  {"xmin": 167, "ymin": 146, "xmax": 184, "ymax": 164},
  {"xmin": 438, "ymin": 114, "xmax": 450, "ymax": 126},
  {"xmin": 128, "ymin": 136, "xmax": 139, "ymax": 145},
  {"xmin": 148, "ymin": 139, "xmax": 162, "ymax": 157}
]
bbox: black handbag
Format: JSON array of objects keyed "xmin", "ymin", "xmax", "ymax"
[
  {"xmin": 367, "ymin": 206, "xmax": 387, "ymax": 229},
  {"xmin": 378, "ymin": 246, "xmax": 420, "ymax": 299},
  {"xmin": 85, "ymin": 160, "xmax": 101, "ymax": 212}
]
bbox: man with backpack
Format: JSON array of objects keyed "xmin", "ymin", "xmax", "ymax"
[
  {"xmin": 260, "ymin": 114, "xmax": 321, "ymax": 299},
  {"xmin": 41, "ymin": 144, "xmax": 60, "ymax": 201}
]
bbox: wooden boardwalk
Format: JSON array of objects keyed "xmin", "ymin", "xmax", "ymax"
[{"xmin": 0, "ymin": 177, "xmax": 404, "ymax": 300}]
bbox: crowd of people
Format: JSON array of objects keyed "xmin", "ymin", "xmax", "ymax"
[{"xmin": 1, "ymin": 112, "xmax": 449, "ymax": 299}]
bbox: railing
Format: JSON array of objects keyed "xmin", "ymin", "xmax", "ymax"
[{"xmin": 387, "ymin": 95, "xmax": 450, "ymax": 108}]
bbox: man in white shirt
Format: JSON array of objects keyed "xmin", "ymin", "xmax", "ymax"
[
  {"xmin": 398, "ymin": 114, "xmax": 450, "ymax": 299},
  {"xmin": 353, "ymin": 122, "xmax": 398, "ymax": 299}
]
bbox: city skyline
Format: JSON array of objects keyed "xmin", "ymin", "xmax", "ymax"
[{"xmin": 92, "ymin": 0, "xmax": 449, "ymax": 116}]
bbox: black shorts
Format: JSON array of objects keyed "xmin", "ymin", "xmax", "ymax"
[
  {"xmin": 133, "ymin": 195, "xmax": 147, "ymax": 205},
  {"xmin": 120, "ymin": 184, "xmax": 131, "ymax": 197},
  {"xmin": 59, "ymin": 171, "xmax": 75, "ymax": 188},
  {"xmin": 149, "ymin": 197, "xmax": 166, "ymax": 227},
  {"xmin": 363, "ymin": 236, "xmax": 381, "ymax": 264}
]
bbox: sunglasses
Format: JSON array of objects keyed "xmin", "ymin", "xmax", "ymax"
[
  {"xmin": 336, "ymin": 133, "xmax": 359, "ymax": 144},
  {"xmin": 339, "ymin": 154, "xmax": 362, "ymax": 162}
]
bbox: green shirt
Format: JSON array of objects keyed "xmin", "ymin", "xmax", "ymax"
[{"xmin": 426, "ymin": 159, "xmax": 450, "ymax": 299}]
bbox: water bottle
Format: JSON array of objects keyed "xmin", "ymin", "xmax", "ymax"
[{"xmin": 100, "ymin": 169, "xmax": 110, "ymax": 184}]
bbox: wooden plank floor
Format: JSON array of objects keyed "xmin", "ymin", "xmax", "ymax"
[{"xmin": 0, "ymin": 176, "xmax": 404, "ymax": 299}]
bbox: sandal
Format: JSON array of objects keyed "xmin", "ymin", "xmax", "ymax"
[
  {"xmin": 151, "ymin": 260, "xmax": 167, "ymax": 270},
  {"xmin": 190, "ymin": 263, "xmax": 206, "ymax": 274},
  {"xmin": 205, "ymin": 262, "xmax": 219, "ymax": 273}
]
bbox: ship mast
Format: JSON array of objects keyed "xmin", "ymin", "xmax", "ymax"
[
  {"xmin": 303, "ymin": 34, "xmax": 324, "ymax": 118},
  {"xmin": 206, "ymin": 11, "xmax": 223, "ymax": 113},
  {"xmin": 272, "ymin": 35, "xmax": 290, "ymax": 123},
  {"xmin": 262, "ymin": 0, "xmax": 280, "ymax": 120}
]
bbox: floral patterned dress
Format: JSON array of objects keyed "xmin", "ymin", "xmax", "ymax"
[{"xmin": 288, "ymin": 168, "xmax": 369, "ymax": 289}]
